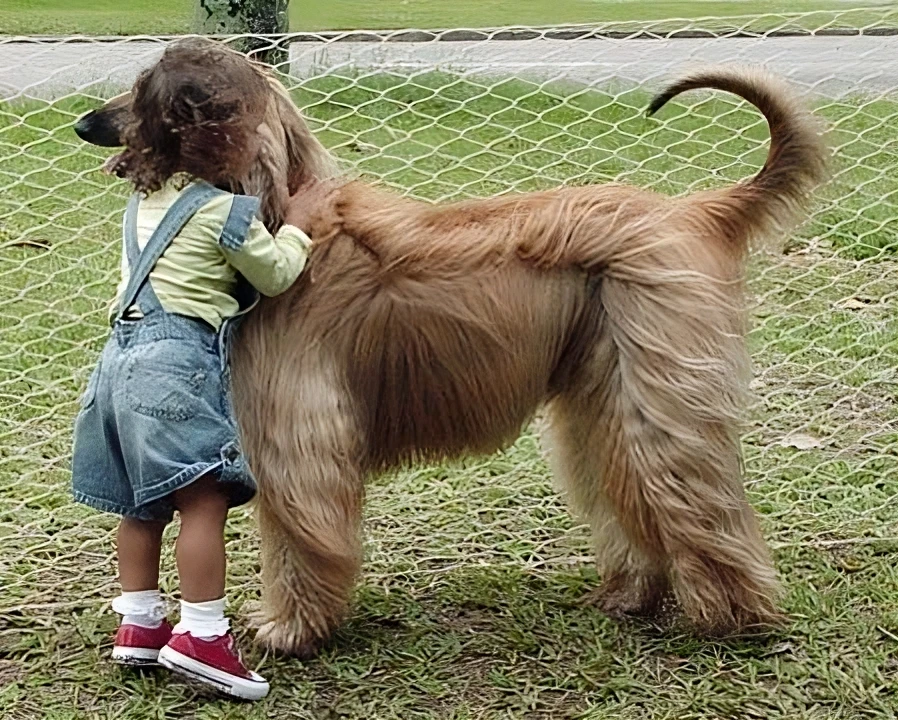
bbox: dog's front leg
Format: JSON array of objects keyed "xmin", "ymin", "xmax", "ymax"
[
  {"xmin": 253, "ymin": 465, "xmax": 363, "ymax": 659},
  {"xmin": 234, "ymin": 338, "xmax": 365, "ymax": 658}
]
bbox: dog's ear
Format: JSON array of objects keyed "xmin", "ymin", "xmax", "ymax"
[
  {"xmin": 274, "ymin": 87, "xmax": 322, "ymax": 195},
  {"xmin": 242, "ymin": 79, "xmax": 339, "ymax": 233},
  {"xmin": 244, "ymin": 116, "xmax": 292, "ymax": 233}
]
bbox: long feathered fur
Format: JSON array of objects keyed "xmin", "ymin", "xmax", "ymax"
[
  {"xmin": 76, "ymin": 43, "xmax": 827, "ymax": 657},
  {"xmin": 230, "ymin": 64, "xmax": 827, "ymax": 654}
]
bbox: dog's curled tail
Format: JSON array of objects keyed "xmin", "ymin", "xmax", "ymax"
[{"xmin": 649, "ymin": 66, "xmax": 828, "ymax": 252}]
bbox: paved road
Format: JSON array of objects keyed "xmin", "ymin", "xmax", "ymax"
[
  {"xmin": 1, "ymin": 34, "xmax": 896, "ymax": 101},
  {"xmin": 291, "ymin": 35, "xmax": 898, "ymax": 99}
]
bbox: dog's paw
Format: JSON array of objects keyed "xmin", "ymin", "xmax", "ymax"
[
  {"xmin": 583, "ymin": 575, "xmax": 671, "ymax": 620},
  {"xmin": 254, "ymin": 618, "xmax": 322, "ymax": 660},
  {"xmin": 245, "ymin": 604, "xmax": 268, "ymax": 632}
]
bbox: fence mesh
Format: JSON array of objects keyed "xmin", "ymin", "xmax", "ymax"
[{"xmin": 1, "ymin": 7, "xmax": 898, "ymax": 716}]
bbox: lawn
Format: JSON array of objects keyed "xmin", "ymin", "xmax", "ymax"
[
  {"xmin": 0, "ymin": 0, "xmax": 895, "ymax": 36},
  {"xmin": 1, "ymin": 72, "xmax": 897, "ymax": 718}
]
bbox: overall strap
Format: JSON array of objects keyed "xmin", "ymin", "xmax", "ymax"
[
  {"xmin": 123, "ymin": 192, "xmax": 141, "ymax": 268},
  {"xmin": 220, "ymin": 194, "xmax": 263, "ymax": 313},
  {"xmin": 117, "ymin": 182, "xmax": 226, "ymax": 320},
  {"xmin": 220, "ymin": 194, "xmax": 261, "ymax": 252}
]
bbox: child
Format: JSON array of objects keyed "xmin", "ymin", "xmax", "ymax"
[{"xmin": 71, "ymin": 41, "xmax": 324, "ymax": 701}]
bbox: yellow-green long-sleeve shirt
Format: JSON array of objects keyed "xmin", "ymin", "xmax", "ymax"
[{"xmin": 111, "ymin": 181, "xmax": 311, "ymax": 329}]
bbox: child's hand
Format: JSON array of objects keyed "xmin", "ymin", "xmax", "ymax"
[{"xmin": 285, "ymin": 177, "xmax": 339, "ymax": 237}]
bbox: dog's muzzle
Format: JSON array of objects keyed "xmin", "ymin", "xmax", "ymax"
[{"xmin": 73, "ymin": 111, "xmax": 123, "ymax": 147}]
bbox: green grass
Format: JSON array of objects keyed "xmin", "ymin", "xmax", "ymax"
[
  {"xmin": 0, "ymin": 0, "xmax": 894, "ymax": 36},
  {"xmin": 291, "ymin": 1, "xmax": 896, "ymax": 33},
  {"xmin": 2, "ymin": 77, "xmax": 898, "ymax": 718}
]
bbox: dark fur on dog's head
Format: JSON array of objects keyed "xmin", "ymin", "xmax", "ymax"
[{"xmin": 74, "ymin": 36, "xmax": 340, "ymax": 232}]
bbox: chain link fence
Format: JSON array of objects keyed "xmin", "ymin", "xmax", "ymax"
[{"xmin": 1, "ymin": 7, "xmax": 897, "ymax": 715}]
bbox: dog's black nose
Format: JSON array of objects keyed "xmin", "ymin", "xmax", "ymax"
[
  {"xmin": 73, "ymin": 110, "xmax": 123, "ymax": 147},
  {"xmin": 73, "ymin": 111, "xmax": 96, "ymax": 142}
]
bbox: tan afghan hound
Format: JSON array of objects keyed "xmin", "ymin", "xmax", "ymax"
[{"xmin": 73, "ymin": 37, "xmax": 827, "ymax": 658}]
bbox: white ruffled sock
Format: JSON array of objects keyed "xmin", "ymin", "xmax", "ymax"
[
  {"xmin": 111, "ymin": 589, "xmax": 166, "ymax": 629},
  {"xmin": 173, "ymin": 597, "xmax": 230, "ymax": 640}
]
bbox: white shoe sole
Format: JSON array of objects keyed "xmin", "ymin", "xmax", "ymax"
[
  {"xmin": 111, "ymin": 646, "xmax": 161, "ymax": 665},
  {"xmin": 158, "ymin": 645, "xmax": 270, "ymax": 701}
]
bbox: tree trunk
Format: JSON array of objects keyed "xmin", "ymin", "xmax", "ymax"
[{"xmin": 195, "ymin": 0, "xmax": 290, "ymax": 66}]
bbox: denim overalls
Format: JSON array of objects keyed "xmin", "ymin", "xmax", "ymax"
[{"xmin": 71, "ymin": 182, "xmax": 258, "ymax": 523}]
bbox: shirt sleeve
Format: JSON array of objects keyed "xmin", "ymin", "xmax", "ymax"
[{"xmin": 220, "ymin": 216, "xmax": 312, "ymax": 297}]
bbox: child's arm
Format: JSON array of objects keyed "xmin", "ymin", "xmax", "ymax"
[{"xmin": 220, "ymin": 216, "xmax": 311, "ymax": 297}]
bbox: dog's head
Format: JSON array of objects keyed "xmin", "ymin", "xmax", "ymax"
[{"xmin": 73, "ymin": 37, "xmax": 339, "ymax": 231}]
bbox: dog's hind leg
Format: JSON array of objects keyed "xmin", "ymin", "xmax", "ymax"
[
  {"xmin": 551, "ymin": 269, "xmax": 781, "ymax": 636},
  {"xmin": 547, "ymin": 335, "xmax": 670, "ymax": 619}
]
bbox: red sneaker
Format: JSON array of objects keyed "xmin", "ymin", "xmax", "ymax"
[
  {"xmin": 111, "ymin": 620, "xmax": 173, "ymax": 666},
  {"xmin": 158, "ymin": 632, "xmax": 269, "ymax": 701}
]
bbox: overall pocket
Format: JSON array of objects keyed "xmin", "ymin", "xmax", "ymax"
[{"xmin": 124, "ymin": 340, "xmax": 215, "ymax": 422}]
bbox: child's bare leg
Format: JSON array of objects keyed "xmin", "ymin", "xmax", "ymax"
[
  {"xmin": 173, "ymin": 474, "xmax": 229, "ymax": 603},
  {"xmin": 113, "ymin": 517, "xmax": 167, "ymax": 630},
  {"xmin": 170, "ymin": 473, "xmax": 232, "ymax": 638},
  {"xmin": 117, "ymin": 517, "xmax": 165, "ymax": 591}
]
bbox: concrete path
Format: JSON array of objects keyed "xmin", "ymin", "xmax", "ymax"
[
  {"xmin": 1, "ymin": 34, "xmax": 896, "ymax": 101},
  {"xmin": 291, "ymin": 34, "xmax": 898, "ymax": 99}
]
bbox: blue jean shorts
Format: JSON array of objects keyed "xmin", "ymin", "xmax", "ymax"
[{"xmin": 71, "ymin": 312, "xmax": 256, "ymax": 523}]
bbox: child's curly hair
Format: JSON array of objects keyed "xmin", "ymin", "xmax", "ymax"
[{"xmin": 108, "ymin": 37, "xmax": 338, "ymax": 231}]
